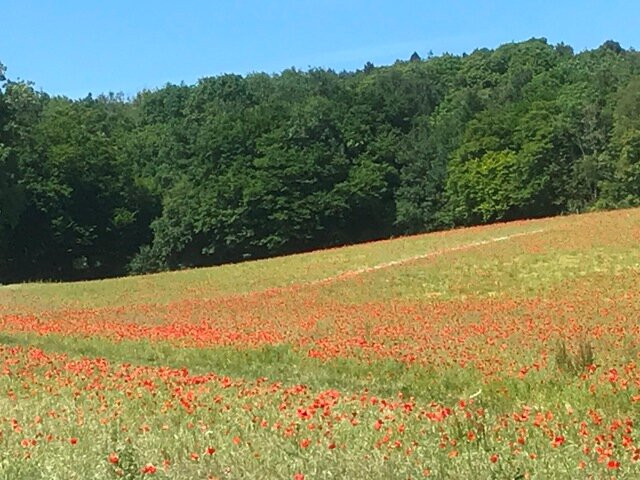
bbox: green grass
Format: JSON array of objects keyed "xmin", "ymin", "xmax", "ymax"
[
  {"xmin": 0, "ymin": 208, "xmax": 639, "ymax": 479},
  {"xmin": 0, "ymin": 219, "xmax": 544, "ymax": 310},
  {"xmin": 0, "ymin": 328, "xmax": 631, "ymax": 419}
]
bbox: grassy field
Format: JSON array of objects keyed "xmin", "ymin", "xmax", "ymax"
[{"xmin": 0, "ymin": 208, "xmax": 639, "ymax": 479}]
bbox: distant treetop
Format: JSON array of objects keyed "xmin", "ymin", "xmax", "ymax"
[{"xmin": 1, "ymin": 39, "xmax": 640, "ymax": 282}]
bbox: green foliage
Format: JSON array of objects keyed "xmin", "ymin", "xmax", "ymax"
[
  {"xmin": 446, "ymin": 150, "xmax": 527, "ymax": 223},
  {"xmin": 555, "ymin": 339, "xmax": 595, "ymax": 376},
  {"xmin": 2, "ymin": 39, "xmax": 640, "ymax": 281},
  {"xmin": 3, "ymin": 95, "xmax": 159, "ymax": 280}
]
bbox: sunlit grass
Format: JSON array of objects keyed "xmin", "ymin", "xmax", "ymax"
[
  {"xmin": 0, "ymin": 218, "xmax": 545, "ymax": 311},
  {"xmin": 0, "ymin": 208, "xmax": 639, "ymax": 478}
]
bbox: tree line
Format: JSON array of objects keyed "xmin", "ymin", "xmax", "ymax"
[{"xmin": 2, "ymin": 38, "xmax": 640, "ymax": 283}]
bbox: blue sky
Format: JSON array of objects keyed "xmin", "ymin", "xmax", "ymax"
[{"xmin": 3, "ymin": 1, "xmax": 638, "ymax": 99}]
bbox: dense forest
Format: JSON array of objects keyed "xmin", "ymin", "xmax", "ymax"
[{"xmin": 2, "ymin": 38, "xmax": 640, "ymax": 283}]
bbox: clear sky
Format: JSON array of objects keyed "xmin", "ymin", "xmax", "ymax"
[{"xmin": 3, "ymin": 1, "xmax": 638, "ymax": 99}]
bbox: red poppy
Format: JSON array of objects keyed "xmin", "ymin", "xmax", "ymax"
[
  {"xmin": 607, "ymin": 460, "xmax": 620, "ymax": 470},
  {"xmin": 141, "ymin": 463, "xmax": 157, "ymax": 474}
]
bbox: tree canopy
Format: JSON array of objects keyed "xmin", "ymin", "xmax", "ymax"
[{"xmin": 2, "ymin": 39, "xmax": 640, "ymax": 283}]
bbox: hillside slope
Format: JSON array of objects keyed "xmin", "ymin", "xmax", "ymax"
[{"xmin": 0, "ymin": 208, "xmax": 638, "ymax": 478}]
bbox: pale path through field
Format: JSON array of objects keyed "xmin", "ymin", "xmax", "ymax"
[{"xmin": 302, "ymin": 229, "xmax": 546, "ymax": 288}]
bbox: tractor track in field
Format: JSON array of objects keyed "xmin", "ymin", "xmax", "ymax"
[{"xmin": 275, "ymin": 228, "xmax": 546, "ymax": 292}]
